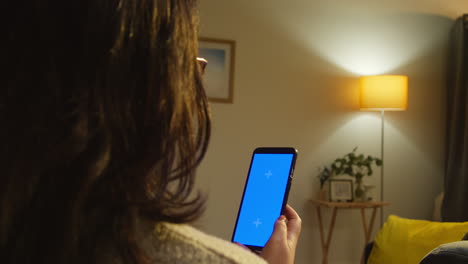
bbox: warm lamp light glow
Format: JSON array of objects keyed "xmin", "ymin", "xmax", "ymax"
[{"xmin": 360, "ymin": 75, "xmax": 408, "ymax": 111}]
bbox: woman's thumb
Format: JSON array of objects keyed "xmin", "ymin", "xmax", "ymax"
[{"xmin": 269, "ymin": 215, "xmax": 287, "ymax": 242}]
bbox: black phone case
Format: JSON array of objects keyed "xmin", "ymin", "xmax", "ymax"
[{"xmin": 231, "ymin": 147, "xmax": 297, "ymax": 251}]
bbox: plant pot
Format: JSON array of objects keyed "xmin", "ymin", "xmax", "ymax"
[{"xmin": 355, "ymin": 179, "xmax": 365, "ymax": 202}]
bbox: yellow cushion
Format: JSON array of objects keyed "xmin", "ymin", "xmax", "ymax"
[{"xmin": 368, "ymin": 215, "xmax": 468, "ymax": 264}]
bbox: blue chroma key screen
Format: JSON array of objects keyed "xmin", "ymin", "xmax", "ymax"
[{"xmin": 233, "ymin": 153, "xmax": 294, "ymax": 247}]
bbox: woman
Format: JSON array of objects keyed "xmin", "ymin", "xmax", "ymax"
[{"xmin": 1, "ymin": 0, "xmax": 301, "ymax": 263}]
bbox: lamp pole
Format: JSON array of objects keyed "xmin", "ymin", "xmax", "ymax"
[
  {"xmin": 359, "ymin": 75, "xmax": 408, "ymax": 227},
  {"xmin": 380, "ymin": 110, "xmax": 385, "ymax": 227}
]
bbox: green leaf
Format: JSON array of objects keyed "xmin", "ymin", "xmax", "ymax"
[
  {"xmin": 344, "ymin": 167, "xmax": 353, "ymax": 176},
  {"xmin": 317, "ymin": 147, "xmax": 383, "ymax": 184}
]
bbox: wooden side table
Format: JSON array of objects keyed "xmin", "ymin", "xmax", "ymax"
[{"xmin": 310, "ymin": 199, "xmax": 390, "ymax": 264}]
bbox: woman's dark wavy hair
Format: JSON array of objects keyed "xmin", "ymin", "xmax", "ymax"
[{"xmin": 1, "ymin": 0, "xmax": 210, "ymax": 263}]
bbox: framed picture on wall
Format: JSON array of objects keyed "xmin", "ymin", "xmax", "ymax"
[
  {"xmin": 198, "ymin": 38, "xmax": 236, "ymax": 103},
  {"xmin": 329, "ymin": 179, "xmax": 353, "ymax": 202}
]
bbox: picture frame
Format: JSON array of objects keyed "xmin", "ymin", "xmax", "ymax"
[
  {"xmin": 198, "ymin": 38, "xmax": 236, "ymax": 103},
  {"xmin": 329, "ymin": 179, "xmax": 354, "ymax": 202}
]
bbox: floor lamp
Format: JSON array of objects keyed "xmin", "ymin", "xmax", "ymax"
[{"xmin": 359, "ymin": 75, "xmax": 408, "ymax": 227}]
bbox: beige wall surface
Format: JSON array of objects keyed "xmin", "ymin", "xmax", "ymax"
[{"xmin": 195, "ymin": 1, "xmax": 468, "ymax": 263}]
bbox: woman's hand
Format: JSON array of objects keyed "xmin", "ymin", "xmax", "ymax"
[{"xmin": 260, "ymin": 204, "xmax": 302, "ymax": 264}]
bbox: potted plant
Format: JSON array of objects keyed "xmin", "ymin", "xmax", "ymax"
[{"xmin": 318, "ymin": 147, "xmax": 382, "ymax": 201}]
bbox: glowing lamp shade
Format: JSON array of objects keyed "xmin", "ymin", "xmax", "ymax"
[{"xmin": 360, "ymin": 75, "xmax": 408, "ymax": 111}]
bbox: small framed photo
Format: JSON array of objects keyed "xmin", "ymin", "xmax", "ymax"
[
  {"xmin": 329, "ymin": 179, "xmax": 353, "ymax": 202},
  {"xmin": 198, "ymin": 38, "xmax": 236, "ymax": 103}
]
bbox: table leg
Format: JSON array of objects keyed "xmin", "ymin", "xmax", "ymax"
[
  {"xmin": 360, "ymin": 207, "xmax": 379, "ymax": 264},
  {"xmin": 367, "ymin": 208, "xmax": 378, "ymax": 242},
  {"xmin": 315, "ymin": 206, "xmax": 338, "ymax": 264},
  {"xmin": 360, "ymin": 208, "xmax": 369, "ymax": 242}
]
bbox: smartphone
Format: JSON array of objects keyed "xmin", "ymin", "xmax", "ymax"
[{"xmin": 231, "ymin": 147, "xmax": 297, "ymax": 251}]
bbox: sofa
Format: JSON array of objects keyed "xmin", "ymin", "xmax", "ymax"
[
  {"xmin": 364, "ymin": 215, "xmax": 468, "ymax": 264},
  {"xmin": 420, "ymin": 234, "xmax": 468, "ymax": 264}
]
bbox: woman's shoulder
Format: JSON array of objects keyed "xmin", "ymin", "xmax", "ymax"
[{"xmin": 140, "ymin": 221, "xmax": 267, "ymax": 264}]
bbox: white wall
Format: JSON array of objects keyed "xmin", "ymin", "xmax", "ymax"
[{"xmin": 195, "ymin": 1, "xmax": 468, "ymax": 263}]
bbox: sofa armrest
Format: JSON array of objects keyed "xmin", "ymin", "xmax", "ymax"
[{"xmin": 420, "ymin": 241, "xmax": 468, "ymax": 264}]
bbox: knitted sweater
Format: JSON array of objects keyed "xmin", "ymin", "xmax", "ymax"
[{"xmin": 138, "ymin": 222, "xmax": 268, "ymax": 264}]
